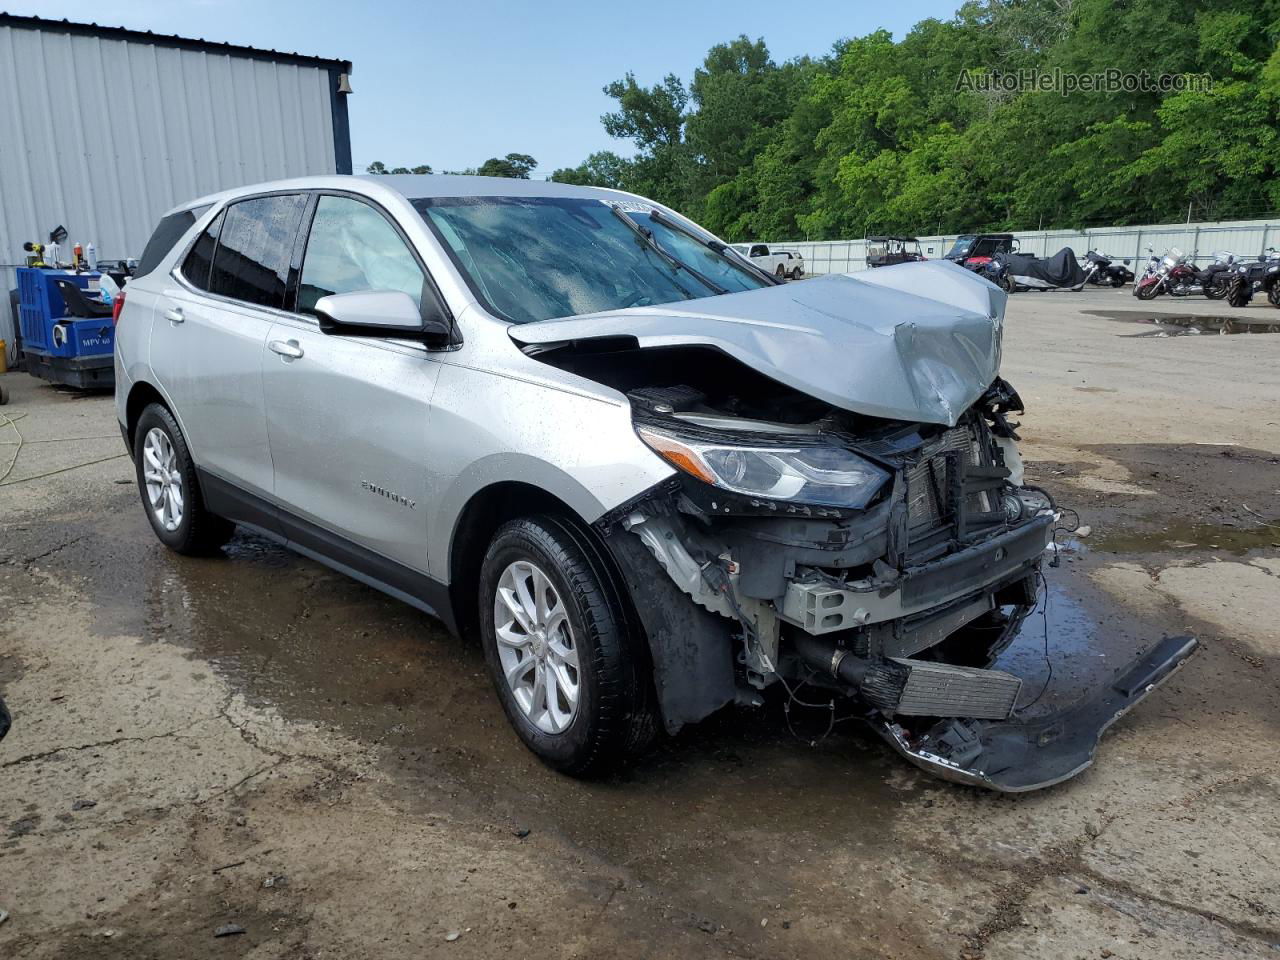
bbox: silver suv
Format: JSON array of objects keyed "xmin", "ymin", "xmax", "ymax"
[{"xmin": 116, "ymin": 176, "xmax": 1195, "ymax": 790}]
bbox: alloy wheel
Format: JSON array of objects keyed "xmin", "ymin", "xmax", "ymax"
[
  {"xmin": 493, "ymin": 560, "xmax": 581, "ymax": 734},
  {"xmin": 142, "ymin": 427, "xmax": 184, "ymax": 532}
]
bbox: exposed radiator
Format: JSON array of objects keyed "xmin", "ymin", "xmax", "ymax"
[
  {"xmin": 888, "ymin": 658, "xmax": 1022, "ymax": 719},
  {"xmin": 905, "ymin": 423, "xmax": 995, "ymax": 539}
]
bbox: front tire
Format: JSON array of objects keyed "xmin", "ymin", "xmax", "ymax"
[
  {"xmin": 1135, "ymin": 280, "xmax": 1161, "ymax": 301},
  {"xmin": 1227, "ymin": 277, "xmax": 1251, "ymax": 308},
  {"xmin": 479, "ymin": 515, "xmax": 655, "ymax": 776},
  {"xmin": 133, "ymin": 404, "xmax": 234, "ymax": 555}
]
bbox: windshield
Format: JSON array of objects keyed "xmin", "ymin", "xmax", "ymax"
[
  {"xmin": 412, "ymin": 196, "xmax": 766, "ymax": 324},
  {"xmin": 625, "ymin": 210, "xmax": 768, "ymax": 294},
  {"xmin": 945, "ymin": 236, "xmax": 975, "ymax": 258}
]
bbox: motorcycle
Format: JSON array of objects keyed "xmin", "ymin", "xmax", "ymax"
[
  {"xmin": 977, "ymin": 251, "xmax": 1015, "ymax": 292},
  {"xmin": 1133, "ymin": 247, "xmax": 1196, "ymax": 300},
  {"xmin": 1082, "ymin": 250, "xmax": 1134, "ymax": 287},
  {"xmin": 1004, "ymin": 246, "xmax": 1088, "ymax": 291},
  {"xmin": 1191, "ymin": 251, "xmax": 1236, "ymax": 300},
  {"xmin": 1226, "ymin": 248, "xmax": 1280, "ymax": 308}
]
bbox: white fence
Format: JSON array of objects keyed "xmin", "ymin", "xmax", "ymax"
[{"xmin": 775, "ymin": 218, "xmax": 1280, "ymax": 275}]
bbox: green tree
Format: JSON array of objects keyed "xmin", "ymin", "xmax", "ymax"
[
  {"xmin": 477, "ymin": 153, "xmax": 538, "ymax": 178},
  {"xmin": 600, "ymin": 72, "xmax": 693, "ymax": 205},
  {"xmin": 549, "ymin": 151, "xmax": 632, "ymax": 187},
  {"xmin": 366, "ymin": 161, "xmax": 433, "ymax": 175},
  {"xmin": 561, "ymin": 0, "xmax": 1280, "ymax": 237}
]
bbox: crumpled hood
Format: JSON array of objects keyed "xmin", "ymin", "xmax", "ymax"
[{"xmin": 509, "ymin": 260, "xmax": 1006, "ymax": 426}]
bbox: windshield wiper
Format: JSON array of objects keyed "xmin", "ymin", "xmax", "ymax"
[
  {"xmin": 647, "ymin": 209, "xmax": 784, "ymax": 286},
  {"xmin": 609, "ymin": 205, "xmax": 728, "ymax": 296}
]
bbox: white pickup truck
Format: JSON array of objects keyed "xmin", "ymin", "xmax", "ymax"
[{"xmin": 731, "ymin": 243, "xmax": 805, "ymax": 279}]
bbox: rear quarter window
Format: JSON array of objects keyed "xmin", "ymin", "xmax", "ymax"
[
  {"xmin": 135, "ymin": 206, "xmax": 209, "ymax": 278},
  {"xmin": 180, "ymin": 211, "xmax": 224, "ymax": 292}
]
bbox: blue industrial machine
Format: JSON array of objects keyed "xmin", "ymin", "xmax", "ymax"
[{"xmin": 16, "ymin": 267, "xmax": 116, "ymax": 389}]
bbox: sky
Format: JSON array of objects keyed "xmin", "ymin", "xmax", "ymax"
[{"xmin": 7, "ymin": 0, "xmax": 960, "ymax": 176}]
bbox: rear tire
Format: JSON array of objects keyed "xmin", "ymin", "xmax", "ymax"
[
  {"xmin": 775, "ymin": 265, "xmax": 787, "ymax": 279},
  {"xmin": 133, "ymin": 404, "xmax": 234, "ymax": 555},
  {"xmin": 478, "ymin": 515, "xmax": 655, "ymax": 777},
  {"xmin": 1204, "ymin": 276, "xmax": 1229, "ymax": 300}
]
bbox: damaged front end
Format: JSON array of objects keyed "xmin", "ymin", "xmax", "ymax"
[
  {"xmin": 513, "ymin": 265, "xmax": 1196, "ymax": 791},
  {"xmin": 587, "ymin": 376, "xmax": 1194, "ymax": 792}
]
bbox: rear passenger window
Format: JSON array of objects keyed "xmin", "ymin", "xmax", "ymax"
[
  {"xmin": 298, "ymin": 196, "xmax": 426, "ymax": 314},
  {"xmin": 208, "ymin": 194, "xmax": 308, "ymax": 309},
  {"xmin": 180, "ymin": 210, "xmax": 224, "ymax": 292},
  {"xmin": 137, "ymin": 206, "xmax": 208, "ymax": 278}
]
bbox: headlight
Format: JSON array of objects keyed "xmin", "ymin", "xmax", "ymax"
[{"xmin": 636, "ymin": 425, "xmax": 888, "ymax": 510}]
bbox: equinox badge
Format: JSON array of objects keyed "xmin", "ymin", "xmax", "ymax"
[{"xmin": 361, "ymin": 480, "xmax": 416, "ymax": 509}]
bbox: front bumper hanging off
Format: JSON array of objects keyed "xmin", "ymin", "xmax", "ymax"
[{"xmin": 868, "ymin": 634, "xmax": 1199, "ymax": 792}]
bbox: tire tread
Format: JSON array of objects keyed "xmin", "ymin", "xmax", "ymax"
[{"xmin": 480, "ymin": 515, "xmax": 655, "ymax": 776}]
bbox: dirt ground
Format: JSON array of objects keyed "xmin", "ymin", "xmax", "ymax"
[{"xmin": 1, "ymin": 287, "xmax": 1278, "ymax": 960}]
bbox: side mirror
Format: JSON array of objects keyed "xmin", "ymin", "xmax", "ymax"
[{"xmin": 314, "ymin": 290, "xmax": 452, "ymax": 345}]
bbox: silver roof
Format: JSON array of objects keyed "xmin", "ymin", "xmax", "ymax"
[{"xmin": 356, "ymin": 174, "xmax": 633, "ymax": 202}]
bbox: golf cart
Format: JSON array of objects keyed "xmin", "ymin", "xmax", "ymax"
[{"xmin": 866, "ymin": 236, "xmax": 926, "ymax": 269}]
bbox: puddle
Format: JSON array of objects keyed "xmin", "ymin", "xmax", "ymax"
[
  {"xmin": 1085, "ymin": 309, "xmax": 1280, "ymax": 336},
  {"xmin": 43, "ymin": 511, "xmax": 908, "ymax": 877},
  {"xmin": 1096, "ymin": 521, "xmax": 1280, "ymax": 555},
  {"xmin": 995, "ymin": 578, "xmax": 1144, "ymax": 717},
  {"xmin": 12, "ymin": 490, "xmax": 1197, "ymax": 878}
]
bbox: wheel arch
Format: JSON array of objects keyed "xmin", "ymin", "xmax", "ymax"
[
  {"xmin": 448, "ymin": 481, "xmax": 612, "ymax": 642},
  {"xmin": 123, "ymin": 380, "xmax": 170, "ymax": 455}
]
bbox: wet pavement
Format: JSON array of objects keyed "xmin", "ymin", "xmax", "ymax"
[
  {"xmin": 1084, "ymin": 306, "xmax": 1280, "ymax": 337},
  {"xmin": 2, "ymin": 287, "xmax": 1279, "ymax": 958}
]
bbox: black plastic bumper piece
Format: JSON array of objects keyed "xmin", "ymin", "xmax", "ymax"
[
  {"xmin": 869, "ymin": 635, "xmax": 1199, "ymax": 792},
  {"xmin": 23, "ymin": 350, "xmax": 114, "ymax": 390}
]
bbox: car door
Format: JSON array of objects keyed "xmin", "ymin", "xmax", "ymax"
[
  {"xmin": 148, "ymin": 193, "xmax": 308, "ymax": 502},
  {"xmin": 261, "ymin": 192, "xmax": 443, "ymax": 576}
]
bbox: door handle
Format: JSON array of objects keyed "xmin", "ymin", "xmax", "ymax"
[
  {"xmin": 268, "ymin": 339, "xmax": 304, "ymax": 360},
  {"xmin": 164, "ymin": 307, "xmax": 184, "ymax": 325}
]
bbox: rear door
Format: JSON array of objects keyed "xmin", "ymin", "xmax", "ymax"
[
  {"xmin": 261, "ymin": 192, "xmax": 442, "ymax": 575},
  {"xmin": 148, "ymin": 193, "xmax": 308, "ymax": 503}
]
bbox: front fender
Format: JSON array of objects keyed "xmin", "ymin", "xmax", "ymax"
[{"xmin": 423, "ymin": 357, "xmax": 674, "ymax": 579}]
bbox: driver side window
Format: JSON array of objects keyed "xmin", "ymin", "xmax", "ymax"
[{"xmin": 298, "ymin": 196, "xmax": 426, "ymax": 314}]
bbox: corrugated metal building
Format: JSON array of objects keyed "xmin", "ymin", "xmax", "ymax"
[{"xmin": 0, "ymin": 13, "xmax": 353, "ymax": 365}]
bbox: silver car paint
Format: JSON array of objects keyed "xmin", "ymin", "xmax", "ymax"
[
  {"xmin": 116, "ymin": 176, "xmax": 676, "ymax": 584},
  {"xmin": 148, "ymin": 279, "xmax": 277, "ymax": 497},
  {"xmin": 510, "ymin": 260, "xmax": 1006, "ymax": 427},
  {"xmin": 261, "ymin": 314, "xmax": 442, "ymax": 571}
]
